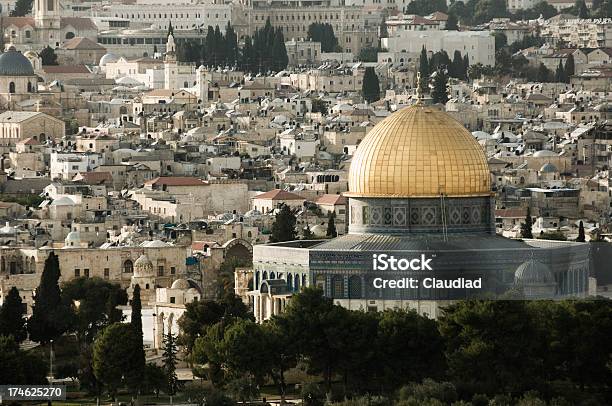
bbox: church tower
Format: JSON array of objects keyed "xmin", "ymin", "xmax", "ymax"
[
  {"xmin": 164, "ymin": 22, "xmax": 178, "ymax": 90},
  {"xmin": 34, "ymin": 0, "xmax": 61, "ymax": 47}
]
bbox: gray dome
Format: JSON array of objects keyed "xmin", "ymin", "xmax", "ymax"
[
  {"xmin": 99, "ymin": 53, "xmax": 119, "ymax": 67},
  {"xmin": 514, "ymin": 259, "xmax": 555, "ymax": 285},
  {"xmin": 0, "ymin": 48, "xmax": 35, "ymax": 76},
  {"xmin": 539, "ymin": 163, "xmax": 558, "ymax": 173}
]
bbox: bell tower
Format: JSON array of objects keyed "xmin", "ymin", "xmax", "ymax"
[
  {"xmin": 164, "ymin": 22, "xmax": 178, "ymax": 90},
  {"xmin": 34, "ymin": 0, "xmax": 61, "ymax": 46}
]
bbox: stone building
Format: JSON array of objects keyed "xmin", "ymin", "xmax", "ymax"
[
  {"xmin": 0, "ymin": 48, "xmax": 39, "ymax": 111},
  {"xmin": 0, "ymin": 110, "xmax": 65, "ymax": 147}
]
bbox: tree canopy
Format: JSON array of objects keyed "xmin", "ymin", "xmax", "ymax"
[
  {"xmin": 307, "ymin": 23, "xmax": 341, "ymax": 53},
  {"xmin": 0, "ymin": 287, "xmax": 27, "ymax": 342},
  {"xmin": 362, "ymin": 67, "xmax": 381, "ymax": 103},
  {"xmin": 269, "ymin": 204, "xmax": 298, "ymax": 243}
]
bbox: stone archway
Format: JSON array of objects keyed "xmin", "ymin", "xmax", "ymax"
[{"xmin": 222, "ymin": 238, "xmax": 253, "ymax": 262}]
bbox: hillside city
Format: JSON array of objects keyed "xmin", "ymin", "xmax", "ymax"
[{"xmin": 0, "ymin": 0, "xmax": 611, "ymax": 404}]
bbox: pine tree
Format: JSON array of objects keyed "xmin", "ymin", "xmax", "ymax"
[
  {"xmin": 362, "ymin": 67, "xmax": 380, "ymax": 103},
  {"xmin": 555, "ymin": 60, "xmax": 565, "ymax": 83},
  {"xmin": 463, "ymin": 54, "xmax": 470, "ymax": 77},
  {"xmin": 162, "ymin": 332, "xmax": 179, "ymax": 397},
  {"xmin": 326, "ymin": 212, "xmax": 337, "ymax": 238},
  {"xmin": 536, "ymin": 63, "xmax": 551, "ymax": 83},
  {"xmin": 270, "ymin": 204, "xmax": 297, "ymax": 243},
  {"xmin": 0, "ymin": 286, "xmax": 27, "ymax": 342},
  {"xmin": 241, "ymin": 36, "xmax": 254, "ymax": 72},
  {"xmin": 431, "ymin": 68, "xmax": 449, "ymax": 105},
  {"xmin": 575, "ymin": 0, "xmax": 589, "ymax": 17},
  {"xmin": 10, "ymin": 0, "xmax": 33, "ymax": 16},
  {"xmin": 28, "ymin": 252, "xmax": 71, "ymax": 344},
  {"xmin": 131, "ymin": 284, "xmax": 142, "ymax": 337},
  {"xmin": 225, "ymin": 23, "xmax": 238, "ymax": 66},
  {"xmin": 205, "ymin": 26, "xmax": 216, "ymax": 66},
  {"xmin": 451, "ymin": 50, "xmax": 463, "ymax": 79},
  {"xmin": 521, "ymin": 207, "xmax": 534, "ymax": 239},
  {"xmin": 577, "ymin": 220, "xmax": 586, "ymax": 242},
  {"xmin": 39, "ymin": 46, "xmax": 58, "ymax": 66}
]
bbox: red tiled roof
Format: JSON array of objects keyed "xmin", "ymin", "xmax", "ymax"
[
  {"xmin": 18, "ymin": 137, "xmax": 41, "ymax": 145},
  {"xmin": 145, "ymin": 176, "xmax": 205, "ymax": 186},
  {"xmin": 316, "ymin": 194, "xmax": 347, "ymax": 206},
  {"xmin": 63, "ymin": 37, "xmax": 105, "ymax": 51},
  {"xmin": 73, "ymin": 171, "xmax": 112, "ymax": 184},
  {"xmin": 60, "ymin": 17, "xmax": 97, "ymax": 31},
  {"xmin": 192, "ymin": 241, "xmax": 220, "ymax": 251},
  {"xmin": 253, "ymin": 189, "xmax": 305, "ymax": 201},
  {"xmin": 3, "ymin": 17, "xmax": 35, "ymax": 28}
]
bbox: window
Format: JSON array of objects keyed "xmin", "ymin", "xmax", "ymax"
[
  {"xmin": 158, "ymin": 266, "xmax": 164, "ymax": 276},
  {"xmin": 123, "ymin": 259, "xmax": 133, "ymax": 273},
  {"xmin": 84, "ymin": 269, "xmax": 90, "ymax": 277},
  {"xmin": 171, "ymin": 267, "xmax": 176, "ymax": 275},
  {"xmin": 74, "ymin": 268, "xmax": 80, "ymax": 277},
  {"xmin": 8, "ymin": 82, "xmax": 15, "ymax": 94},
  {"xmin": 104, "ymin": 268, "xmax": 110, "ymax": 279},
  {"xmin": 47, "ymin": 0, "xmax": 54, "ymax": 11},
  {"xmin": 170, "ymin": 297, "xmax": 176, "ymax": 303}
]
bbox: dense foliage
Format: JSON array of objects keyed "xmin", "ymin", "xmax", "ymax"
[{"xmin": 307, "ymin": 23, "xmax": 341, "ymax": 53}]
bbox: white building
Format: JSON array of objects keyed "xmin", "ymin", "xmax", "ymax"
[
  {"xmin": 103, "ymin": 2, "xmax": 231, "ymax": 32},
  {"xmin": 50, "ymin": 152, "xmax": 104, "ymax": 180},
  {"xmin": 382, "ymin": 30, "xmax": 495, "ymax": 66}
]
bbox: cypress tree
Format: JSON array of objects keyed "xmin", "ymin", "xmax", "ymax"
[
  {"xmin": 565, "ymin": 54, "xmax": 575, "ymax": 81},
  {"xmin": 0, "ymin": 286, "xmax": 27, "ymax": 342},
  {"xmin": 577, "ymin": 220, "xmax": 586, "ymax": 242},
  {"xmin": 131, "ymin": 284, "xmax": 142, "ymax": 337},
  {"xmin": 362, "ymin": 66, "xmax": 380, "ymax": 103},
  {"xmin": 28, "ymin": 252, "xmax": 71, "ymax": 344},
  {"xmin": 521, "ymin": 207, "xmax": 534, "ymax": 239},
  {"xmin": 205, "ymin": 26, "xmax": 215, "ymax": 66},
  {"xmin": 10, "ymin": 0, "xmax": 33, "ymax": 16},
  {"xmin": 162, "ymin": 333, "xmax": 179, "ymax": 398},
  {"xmin": 326, "ymin": 212, "xmax": 337, "ymax": 238},
  {"xmin": 463, "ymin": 54, "xmax": 470, "ymax": 76},
  {"xmin": 555, "ymin": 60, "xmax": 565, "ymax": 83}
]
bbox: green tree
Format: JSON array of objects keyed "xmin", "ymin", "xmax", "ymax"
[
  {"xmin": 10, "ymin": 0, "xmax": 33, "ymax": 16},
  {"xmin": 575, "ymin": 0, "xmax": 590, "ymax": 17},
  {"xmin": 311, "ymin": 98, "xmax": 328, "ymax": 114},
  {"xmin": 0, "ymin": 335, "xmax": 47, "ymax": 384},
  {"xmin": 62, "ymin": 277, "xmax": 127, "ymax": 344},
  {"xmin": 272, "ymin": 28, "xmax": 288, "ymax": 72},
  {"xmin": 577, "ymin": 220, "xmax": 586, "ymax": 242},
  {"xmin": 28, "ymin": 252, "xmax": 72, "ymax": 344},
  {"xmin": 177, "ymin": 295, "xmax": 252, "ymax": 353},
  {"xmin": 405, "ymin": 0, "xmax": 448, "ymax": 15},
  {"xmin": 0, "ymin": 286, "xmax": 27, "ymax": 342},
  {"xmin": 142, "ymin": 363, "xmax": 166, "ymax": 396},
  {"xmin": 93, "ymin": 323, "xmax": 146, "ymax": 400},
  {"xmin": 555, "ymin": 60, "xmax": 566, "ymax": 82},
  {"xmin": 362, "ymin": 67, "xmax": 380, "ymax": 103},
  {"xmin": 39, "ymin": 46, "xmax": 58, "ymax": 65},
  {"xmin": 431, "ymin": 68, "xmax": 449, "ymax": 105},
  {"xmin": 326, "ymin": 212, "xmax": 338, "ymax": 238},
  {"xmin": 419, "ymin": 46, "xmax": 430, "ymax": 94},
  {"xmin": 307, "ymin": 23, "xmax": 340, "ymax": 52},
  {"xmin": 445, "ymin": 13, "xmax": 459, "ymax": 30},
  {"xmin": 439, "ymin": 301, "xmax": 549, "ymax": 395},
  {"xmin": 270, "ymin": 204, "xmax": 298, "ymax": 243},
  {"xmin": 131, "ymin": 284, "xmax": 143, "ymax": 336},
  {"xmin": 565, "ymin": 53, "xmax": 575, "ymax": 80},
  {"xmin": 536, "ymin": 63, "xmax": 551, "ymax": 83},
  {"xmin": 521, "ymin": 207, "xmax": 533, "ymax": 239},
  {"xmin": 493, "ymin": 32, "xmax": 507, "ymax": 50},
  {"xmin": 358, "ymin": 46, "xmax": 380, "ymax": 62},
  {"xmin": 162, "ymin": 332, "xmax": 179, "ymax": 397}
]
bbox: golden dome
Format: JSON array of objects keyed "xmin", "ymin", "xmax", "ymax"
[{"xmin": 346, "ymin": 105, "xmax": 491, "ymax": 198}]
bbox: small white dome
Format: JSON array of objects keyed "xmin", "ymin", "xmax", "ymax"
[
  {"xmin": 171, "ymin": 278, "xmax": 190, "ymax": 289},
  {"xmin": 99, "ymin": 53, "xmax": 119, "ymax": 67}
]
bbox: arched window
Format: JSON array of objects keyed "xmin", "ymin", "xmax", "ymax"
[
  {"xmin": 294, "ymin": 273, "xmax": 300, "ymax": 291},
  {"xmin": 30, "ymin": 256, "xmax": 36, "ymax": 273},
  {"xmin": 270, "ymin": 272, "xmax": 275, "ymax": 279},
  {"xmin": 332, "ymin": 276, "xmax": 344, "ymax": 298},
  {"xmin": 65, "ymin": 32, "xmax": 75, "ymax": 40},
  {"xmin": 255, "ymin": 271, "xmax": 260, "ymax": 289},
  {"xmin": 262, "ymin": 271, "xmax": 268, "ymax": 281},
  {"xmin": 286, "ymin": 274, "xmax": 292, "ymax": 291},
  {"xmin": 27, "ymin": 82, "xmax": 32, "ymax": 93},
  {"xmin": 9, "ymin": 82, "xmax": 15, "ymax": 94},
  {"xmin": 123, "ymin": 259, "xmax": 133, "ymax": 273},
  {"xmin": 47, "ymin": 0, "xmax": 54, "ymax": 11},
  {"xmin": 349, "ymin": 276, "xmax": 361, "ymax": 299}
]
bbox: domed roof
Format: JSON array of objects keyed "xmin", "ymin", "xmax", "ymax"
[
  {"xmin": 539, "ymin": 163, "xmax": 558, "ymax": 173},
  {"xmin": 99, "ymin": 53, "xmax": 119, "ymax": 67},
  {"xmin": 134, "ymin": 254, "xmax": 153, "ymax": 267},
  {"xmin": 51, "ymin": 196, "xmax": 75, "ymax": 206},
  {"xmin": 0, "ymin": 47, "xmax": 35, "ymax": 76},
  {"xmin": 133, "ymin": 254, "xmax": 155, "ymax": 277},
  {"xmin": 65, "ymin": 231, "xmax": 81, "ymax": 242},
  {"xmin": 514, "ymin": 259, "xmax": 555, "ymax": 285},
  {"xmin": 346, "ymin": 105, "xmax": 491, "ymax": 198},
  {"xmin": 533, "ymin": 150, "xmax": 557, "ymax": 158},
  {"xmin": 171, "ymin": 278, "xmax": 190, "ymax": 289}
]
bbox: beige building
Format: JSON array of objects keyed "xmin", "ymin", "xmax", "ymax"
[
  {"xmin": 251, "ymin": 189, "xmax": 306, "ymax": 213},
  {"xmin": 285, "ymin": 39, "xmax": 322, "ymax": 67},
  {"xmin": 58, "ymin": 37, "xmax": 107, "ymax": 66},
  {"xmin": 0, "ymin": 110, "xmax": 65, "ymax": 147}
]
